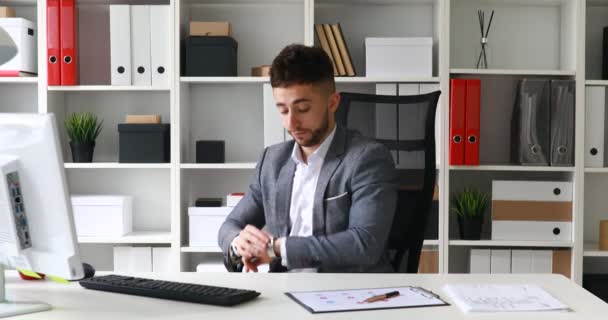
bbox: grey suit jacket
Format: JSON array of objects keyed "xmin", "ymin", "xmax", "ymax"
[{"xmin": 218, "ymin": 125, "xmax": 398, "ymax": 272}]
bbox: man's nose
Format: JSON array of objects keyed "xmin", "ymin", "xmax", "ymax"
[{"xmin": 286, "ymin": 112, "xmax": 300, "ymax": 130}]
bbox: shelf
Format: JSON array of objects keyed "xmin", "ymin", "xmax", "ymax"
[
  {"xmin": 450, "ymin": 69, "xmax": 576, "ymax": 76},
  {"xmin": 48, "ymin": 85, "xmax": 170, "ymax": 92},
  {"xmin": 0, "ymin": 77, "xmax": 38, "ymax": 84},
  {"xmin": 180, "ymin": 76, "xmax": 441, "ymax": 84},
  {"xmin": 181, "ymin": 163, "xmax": 256, "ymax": 169},
  {"xmin": 0, "ymin": 0, "xmax": 37, "ymax": 6},
  {"xmin": 450, "ymin": 165, "xmax": 575, "ymax": 172},
  {"xmin": 335, "ymin": 77, "xmax": 440, "ymax": 84},
  {"xmin": 78, "ymin": 231, "xmax": 172, "ymax": 244},
  {"xmin": 585, "ymin": 80, "xmax": 608, "ymax": 86},
  {"xmin": 423, "ymin": 240, "xmax": 439, "ymax": 246},
  {"xmin": 181, "ymin": 246, "xmax": 222, "ymax": 253},
  {"xmin": 449, "ymin": 240, "xmax": 574, "ymax": 248},
  {"xmin": 181, "ymin": 77, "xmax": 268, "ymax": 84},
  {"xmin": 584, "ymin": 243, "xmax": 608, "ymax": 257},
  {"xmin": 65, "ymin": 163, "xmax": 171, "ymax": 169}
]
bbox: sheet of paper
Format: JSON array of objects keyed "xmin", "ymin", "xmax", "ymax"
[
  {"xmin": 286, "ymin": 286, "xmax": 447, "ymax": 313},
  {"xmin": 443, "ymin": 284, "xmax": 569, "ymax": 313}
]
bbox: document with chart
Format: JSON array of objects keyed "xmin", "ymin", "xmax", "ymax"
[
  {"xmin": 285, "ymin": 286, "xmax": 448, "ymax": 314},
  {"xmin": 443, "ymin": 284, "xmax": 570, "ymax": 313}
]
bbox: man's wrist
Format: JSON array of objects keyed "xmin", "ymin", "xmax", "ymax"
[{"xmin": 273, "ymin": 237, "xmax": 282, "ymax": 257}]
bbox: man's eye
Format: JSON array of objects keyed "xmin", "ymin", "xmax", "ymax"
[{"xmin": 279, "ymin": 109, "xmax": 288, "ymax": 115}]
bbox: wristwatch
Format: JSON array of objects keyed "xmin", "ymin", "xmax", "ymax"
[{"xmin": 267, "ymin": 237, "xmax": 277, "ymax": 259}]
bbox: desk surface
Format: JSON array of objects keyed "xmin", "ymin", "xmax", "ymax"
[{"xmin": 4, "ymin": 272, "xmax": 608, "ymax": 319}]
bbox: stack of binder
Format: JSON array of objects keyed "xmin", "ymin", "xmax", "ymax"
[
  {"xmin": 511, "ymin": 79, "xmax": 575, "ymax": 166},
  {"xmin": 449, "ymin": 79, "xmax": 480, "ymax": 165},
  {"xmin": 491, "ymin": 180, "xmax": 573, "ymax": 242},
  {"xmin": 314, "ymin": 23, "xmax": 355, "ymax": 77},
  {"xmin": 47, "ymin": 0, "xmax": 77, "ymax": 85},
  {"xmin": 469, "ymin": 248, "xmax": 571, "ymax": 278},
  {"xmin": 109, "ymin": 5, "xmax": 170, "ymax": 87}
]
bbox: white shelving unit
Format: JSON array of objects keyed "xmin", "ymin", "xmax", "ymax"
[
  {"xmin": 449, "ymin": 240, "xmax": 575, "ymax": 248},
  {"xmin": 2, "ymin": 0, "xmax": 605, "ymax": 283},
  {"xmin": 78, "ymin": 231, "xmax": 172, "ymax": 244}
]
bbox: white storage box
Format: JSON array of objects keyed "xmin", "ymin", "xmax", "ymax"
[
  {"xmin": 365, "ymin": 37, "xmax": 432, "ymax": 77},
  {"xmin": 189, "ymin": 207, "xmax": 232, "ymax": 247},
  {"xmin": 113, "ymin": 246, "xmax": 152, "ymax": 272},
  {"xmin": 196, "ymin": 255, "xmax": 227, "ymax": 273},
  {"xmin": 152, "ymin": 247, "xmax": 171, "ymax": 272},
  {"xmin": 226, "ymin": 192, "xmax": 244, "ymax": 207},
  {"xmin": 71, "ymin": 195, "xmax": 133, "ymax": 237},
  {"xmin": 0, "ymin": 18, "xmax": 37, "ymax": 74}
]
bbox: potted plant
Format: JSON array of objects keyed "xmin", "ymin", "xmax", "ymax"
[
  {"xmin": 65, "ymin": 112, "xmax": 103, "ymax": 163},
  {"xmin": 451, "ymin": 188, "xmax": 489, "ymax": 240}
]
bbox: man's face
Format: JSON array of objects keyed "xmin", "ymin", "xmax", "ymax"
[{"xmin": 272, "ymin": 83, "xmax": 340, "ymax": 148}]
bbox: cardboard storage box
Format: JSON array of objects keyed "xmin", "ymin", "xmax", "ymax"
[
  {"xmin": 365, "ymin": 37, "xmax": 432, "ymax": 77},
  {"xmin": 113, "ymin": 246, "xmax": 152, "ymax": 272},
  {"xmin": 71, "ymin": 195, "xmax": 133, "ymax": 237},
  {"xmin": 251, "ymin": 65, "xmax": 271, "ymax": 77},
  {"xmin": 190, "ymin": 21, "xmax": 231, "ymax": 36},
  {"xmin": 188, "ymin": 207, "xmax": 232, "ymax": 247},
  {"xmin": 0, "ymin": 7, "xmax": 16, "ymax": 18},
  {"xmin": 0, "ymin": 18, "xmax": 37, "ymax": 74}
]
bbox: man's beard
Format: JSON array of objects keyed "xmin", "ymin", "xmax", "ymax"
[{"xmin": 291, "ymin": 110, "xmax": 330, "ymax": 147}]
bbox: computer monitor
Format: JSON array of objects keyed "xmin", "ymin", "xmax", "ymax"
[{"xmin": 0, "ymin": 113, "xmax": 84, "ymax": 317}]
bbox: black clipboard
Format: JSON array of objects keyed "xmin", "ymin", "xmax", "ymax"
[{"xmin": 285, "ymin": 286, "xmax": 450, "ymax": 314}]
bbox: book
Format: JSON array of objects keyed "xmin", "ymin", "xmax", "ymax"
[
  {"xmin": 314, "ymin": 24, "xmax": 338, "ymax": 76},
  {"xmin": 331, "ymin": 23, "xmax": 356, "ymax": 76},
  {"xmin": 323, "ymin": 24, "xmax": 346, "ymax": 76}
]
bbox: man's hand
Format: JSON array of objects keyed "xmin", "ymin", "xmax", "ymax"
[{"xmin": 234, "ymin": 225, "xmax": 270, "ymax": 262}]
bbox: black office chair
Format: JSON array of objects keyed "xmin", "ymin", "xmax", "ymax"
[{"xmin": 336, "ymin": 90, "xmax": 441, "ymax": 273}]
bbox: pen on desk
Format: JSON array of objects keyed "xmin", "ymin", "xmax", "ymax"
[{"xmin": 362, "ymin": 291, "xmax": 400, "ymax": 303}]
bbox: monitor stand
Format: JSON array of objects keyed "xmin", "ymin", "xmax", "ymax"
[{"xmin": 0, "ymin": 265, "xmax": 51, "ymax": 318}]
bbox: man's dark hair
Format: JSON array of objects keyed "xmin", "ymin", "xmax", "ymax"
[{"xmin": 270, "ymin": 44, "xmax": 335, "ymax": 92}]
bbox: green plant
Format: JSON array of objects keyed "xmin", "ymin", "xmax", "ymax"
[
  {"xmin": 65, "ymin": 112, "xmax": 103, "ymax": 144},
  {"xmin": 450, "ymin": 188, "xmax": 489, "ymax": 218}
]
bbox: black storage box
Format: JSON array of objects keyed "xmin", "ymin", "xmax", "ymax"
[
  {"xmin": 118, "ymin": 124, "xmax": 170, "ymax": 163},
  {"xmin": 184, "ymin": 36, "xmax": 237, "ymax": 76},
  {"xmin": 196, "ymin": 140, "xmax": 225, "ymax": 163},
  {"xmin": 583, "ymin": 274, "xmax": 608, "ymax": 303},
  {"xmin": 195, "ymin": 198, "xmax": 223, "ymax": 207}
]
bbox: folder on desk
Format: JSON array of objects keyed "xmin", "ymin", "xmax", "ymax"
[
  {"xmin": 47, "ymin": 0, "xmax": 60, "ymax": 85},
  {"xmin": 131, "ymin": 5, "xmax": 151, "ymax": 86},
  {"xmin": 511, "ymin": 79, "xmax": 550, "ymax": 165},
  {"xmin": 585, "ymin": 86, "xmax": 605, "ymax": 167},
  {"xmin": 286, "ymin": 286, "xmax": 448, "ymax": 314},
  {"xmin": 549, "ymin": 80, "xmax": 575, "ymax": 166},
  {"xmin": 150, "ymin": 5, "xmax": 170, "ymax": 88},
  {"xmin": 60, "ymin": 0, "xmax": 77, "ymax": 85}
]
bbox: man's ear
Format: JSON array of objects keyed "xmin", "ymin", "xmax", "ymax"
[{"xmin": 328, "ymin": 91, "xmax": 340, "ymax": 113}]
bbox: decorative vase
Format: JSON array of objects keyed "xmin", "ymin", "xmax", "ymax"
[
  {"xmin": 457, "ymin": 215, "xmax": 483, "ymax": 240},
  {"xmin": 69, "ymin": 141, "xmax": 95, "ymax": 163}
]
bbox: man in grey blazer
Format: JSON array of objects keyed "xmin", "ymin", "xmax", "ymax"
[{"xmin": 218, "ymin": 44, "xmax": 397, "ymax": 273}]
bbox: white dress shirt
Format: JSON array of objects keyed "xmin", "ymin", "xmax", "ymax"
[{"xmin": 280, "ymin": 125, "xmax": 337, "ymax": 272}]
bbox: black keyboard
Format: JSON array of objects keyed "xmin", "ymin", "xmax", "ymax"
[{"xmin": 79, "ymin": 274, "xmax": 260, "ymax": 306}]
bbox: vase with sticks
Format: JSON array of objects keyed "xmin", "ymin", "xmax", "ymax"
[{"xmin": 476, "ymin": 9, "xmax": 495, "ymax": 69}]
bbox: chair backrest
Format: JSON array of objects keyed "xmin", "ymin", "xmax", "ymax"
[{"xmin": 336, "ymin": 90, "xmax": 441, "ymax": 273}]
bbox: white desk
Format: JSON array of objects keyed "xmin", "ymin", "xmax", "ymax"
[{"xmin": 3, "ymin": 272, "xmax": 608, "ymax": 319}]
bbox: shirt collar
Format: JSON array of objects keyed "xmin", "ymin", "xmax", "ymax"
[{"xmin": 291, "ymin": 125, "xmax": 337, "ymax": 166}]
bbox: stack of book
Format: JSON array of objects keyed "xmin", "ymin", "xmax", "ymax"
[{"xmin": 314, "ymin": 23, "xmax": 355, "ymax": 77}]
